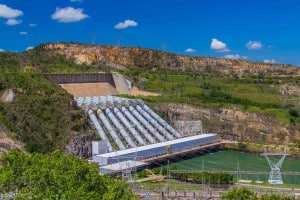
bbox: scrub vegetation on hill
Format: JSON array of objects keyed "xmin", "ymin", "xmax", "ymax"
[
  {"xmin": 123, "ymin": 69, "xmax": 300, "ymax": 130},
  {"xmin": 0, "ymin": 72, "xmax": 88, "ymax": 153},
  {"xmin": 0, "ymin": 49, "xmax": 101, "ymax": 73}
]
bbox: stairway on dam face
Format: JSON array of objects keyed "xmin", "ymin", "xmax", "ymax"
[{"xmin": 112, "ymin": 74, "xmax": 131, "ymax": 95}]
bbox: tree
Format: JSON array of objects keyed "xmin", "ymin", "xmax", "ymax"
[
  {"xmin": 0, "ymin": 150, "xmax": 137, "ymax": 200},
  {"xmin": 222, "ymin": 188, "xmax": 257, "ymax": 200},
  {"xmin": 260, "ymin": 194, "xmax": 295, "ymax": 200}
]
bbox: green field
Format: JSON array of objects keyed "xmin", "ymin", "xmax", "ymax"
[{"xmin": 170, "ymin": 151, "xmax": 300, "ymax": 185}]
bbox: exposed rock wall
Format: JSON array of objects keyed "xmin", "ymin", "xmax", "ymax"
[
  {"xmin": 1, "ymin": 89, "xmax": 15, "ymax": 103},
  {"xmin": 154, "ymin": 104, "xmax": 299, "ymax": 145},
  {"xmin": 43, "ymin": 43, "xmax": 300, "ymax": 77},
  {"xmin": 65, "ymin": 135, "xmax": 92, "ymax": 158},
  {"xmin": 0, "ymin": 126, "xmax": 23, "ymax": 155}
]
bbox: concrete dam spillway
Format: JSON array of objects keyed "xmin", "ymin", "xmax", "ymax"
[{"xmin": 76, "ymin": 96, "xmax": 220, "ymax": 174}]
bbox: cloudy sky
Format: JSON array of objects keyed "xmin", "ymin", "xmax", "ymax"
[{"xmin": 1, "ymin": 0, "xmax": 300, "ymax": 66}]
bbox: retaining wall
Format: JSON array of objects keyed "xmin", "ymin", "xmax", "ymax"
[{"xmin": 46, "ymin": 73, "xmax": 116, "ymax": 87}]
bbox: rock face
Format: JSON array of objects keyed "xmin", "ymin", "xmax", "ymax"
[
  {"xmin": 154, "ymin": 104, "xmax": 299, "ymax": 145},
  {"xmin": 0, "ymin": 127, "xmax": 22, "ymax": 155},
  {"xmin": 65, "ymin": 135, "xmax": 92, "ymax": 158},
  {"xmin": 1, "ymin": 89, "xmax": 15, "ymax": 103},
  {"xmin": 43, "ymin": 43, "xmax": 300, "ymax": 77}
]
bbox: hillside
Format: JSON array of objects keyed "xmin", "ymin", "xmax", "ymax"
[
  {"xmin": 0, "ymin": 73, "xmax": 91, "ymax": 155},
  {"xmin": 0, "ymin": 42, "xmax": 300, "ymax": 155},
  {"xmin": 42, "ymin": 43, "xmax": 300, "ymax": 76}
]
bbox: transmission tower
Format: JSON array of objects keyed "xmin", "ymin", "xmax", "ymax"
[
  {"xmin": 90, "ymin": 34, "xmax": 97, "ymax": 45},
  {"xmin": 261, "ymin": 146, "xmax": 289, "ymax": 184}
]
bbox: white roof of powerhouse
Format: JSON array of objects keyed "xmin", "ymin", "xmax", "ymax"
[
  {"xmin": 100, "ymin": 160, "xmax": 148, "ymax": 171},
  {"xmin": 96, "ymin": 133, "xmax": 217, "ymax": 158}
]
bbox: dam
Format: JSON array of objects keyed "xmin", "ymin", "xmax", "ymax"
[
  {"xmin": 47, "ymin": 73, "xmax": 222, "ymax": 174},
  {"xmin": 76, "ymin": 96, "xmax": 221, "ymax": 174}
]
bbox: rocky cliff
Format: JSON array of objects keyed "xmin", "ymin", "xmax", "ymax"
[
  {"xmin": 43, "ymin": 43, "xmax": 300, "ymax": 77},
  {"xmin": 154, "ymin": 104, "xmax": 299, "ymax": 145}
]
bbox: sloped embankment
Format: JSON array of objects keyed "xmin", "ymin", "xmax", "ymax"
[
  {"xmin": 155, "ymin": 103, "xmax": 299, "ymax": 145},
  {"xmin": 0, "ymin": 73, "xmax": 91, "ymax": 154}
]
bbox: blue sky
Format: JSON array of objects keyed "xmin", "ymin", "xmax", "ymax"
[{"xmin": 1, "ymin": 0, "xmax": 300, "ymax": 66}]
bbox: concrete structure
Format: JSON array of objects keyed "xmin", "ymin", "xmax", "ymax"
[
  {"xmin": 76, "ymin": 96, "xmax": 183, "ymax": 152},
  {"xmin": 46, "ymin": 73, "xmax": 115, "ymax": 85},
  {"xmin": 75, "ymin": 95, "xmax": 220, "ymax": 174},
  {"xmin": 93, "ymin": 134, "xmax": 219, "ymax": 166}
]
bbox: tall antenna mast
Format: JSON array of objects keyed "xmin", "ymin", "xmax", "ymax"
[{"xmin": 261, "ymin": 146, "xmax": 289, "ymax": 184}]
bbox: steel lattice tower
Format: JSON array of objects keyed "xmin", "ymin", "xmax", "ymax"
[{"xmin": 261, "ymin": 146, "xmax": 289, "ymax": 184}]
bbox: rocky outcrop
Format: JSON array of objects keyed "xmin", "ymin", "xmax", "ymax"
[
  {"xmin": 43, "ymin": 43, "xmax": 300, "ymax": 77},
  {"xmin": 1, "ymin": 89, "xmax": 15, "ymax": 103},
  {"xmin": 0, "ymin": 127, "xmax": 23, "ymax": 155},
  {"xmin": 65, "ymin": 135, "xmax": 92, "ymax": 158},
  {"xmin": 154, "ymin": 104, "xmax": 299, "ymax": 145}
]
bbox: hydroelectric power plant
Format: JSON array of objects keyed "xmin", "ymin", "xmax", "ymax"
[
  {"xmin": 76, "ymin": 96, "xmax": 220, "ymax": 174},
  {"xmin": 45, "ymin": 72, "xmax": 300, "ymax": 187},
  {"xmin": 47, "ymin": 73, "xmax": 222, "ymax": 174}
]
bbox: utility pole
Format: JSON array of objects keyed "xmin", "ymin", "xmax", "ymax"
[
  {"xmin": 237, "ymin": 161, "xmax": 241, "ymax": 186},
  {"xmin": 201, "ymin": 159, "xmax": 204, "ymax": 199},
  {"xmin": 167, "ymin": 159, "xmax": 170, "ymax": 198}
]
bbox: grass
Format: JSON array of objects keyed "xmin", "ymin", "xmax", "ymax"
[
  {"xmin": 139, "ymin": 179, "xmax": 201, "ymax": 191},
  {"xmin": 0, "ymin": 72, "xmax": 90, "ymax": 153},
  {"xmin": 123, "ymin": 69, "xmax": 300, "ymax": 128}
]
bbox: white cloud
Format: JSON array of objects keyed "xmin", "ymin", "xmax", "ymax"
[
  {"xmin": 51, "ymin": 7, "xmax": 89, "ymax": 23},
  {"xmin": 0, "ymin": 4, "xmax": 23, "ymax": 18},
  {"xmin": 0, "ymin": 48, "xmax": 5, "ymax": 52},
  {"xmin": 185, "ymin": 48, "xmax": 196, "ymax": 53},
  {"xmin": 210, "ymin": 38, "xmax": 230, "ymax": 52},
  {"xmin": 29, "ymin": 23, "xmax": 37, "ymax": 27},
  {"xmin": 114, "ymin": 19, "xmax": 138, "ymax": 29},
  {"xmin": 223, "ymin": 54, "xmax": 248, "ymax": 60},
  {"xmin": 246, "ymin": 41, "xmax": 262, "ymax": 49},
  {"xmin": 263, "ymin": 59, "xmax": 276, "ymax": 64},
  {"xmin": 223, "ymin": 54, "xmax": 241, "ymax": 59},
  {"xmin": 20, "ymin": 31, "xmax": 28, "ymax": 35},
  {"xmin": 26, "ymin": 46, "xmax": 34, "ymax": 51},
  {"xmin": 6, "ymin": 18, "xmax": 22, "ymax": 26}
]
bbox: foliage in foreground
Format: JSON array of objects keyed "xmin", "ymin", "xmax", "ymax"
[
  {"xmin": 222, "ymin": 188, "xmax": 295, "ymax": 200},
  {"xmin": 0, "ymin": 150, "xmax": 137, "ymax": 200}
]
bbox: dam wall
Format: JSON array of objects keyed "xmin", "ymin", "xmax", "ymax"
[{"xmin": 46, "ymin": 73, "xmax": 116, "ymax": 87}]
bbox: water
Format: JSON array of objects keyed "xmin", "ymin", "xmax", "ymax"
[{"xmin": 170, "ymin": 150, "xmax": 300, "ymax": 185}]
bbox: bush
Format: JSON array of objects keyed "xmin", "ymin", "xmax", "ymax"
[{"xmin": 0, "ymin": 150, "xmax": 137, "ymax": 199}]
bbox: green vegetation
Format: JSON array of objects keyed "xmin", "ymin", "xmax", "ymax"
[
  {"xmin": 222, "ymin": 188, "xmax": 257, "ymax": 200},
  {"xmin": 139, "ymin": 179, "xmax": 200, "ymax": 191},
  {"xmin": 0, "ymin": 47, "xmax": 107, "ymax": 73},
  {"xmin": 0, "ymin": 150, "xmax": 137, "ymax": 199},
  {"xmin": 222, "ymin": 188, "xmax": 295, "ymax": 200},
  {"xmin": 0, "ymin": 72, "xmax": 89, "ymax": 153},
  {"xmin": 123, "ymin": 69, "xmax": 300, "ymax": 128},
  {"xmin": 170, "ymin": 171, "xmax": 233, "ymax": 185}
]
